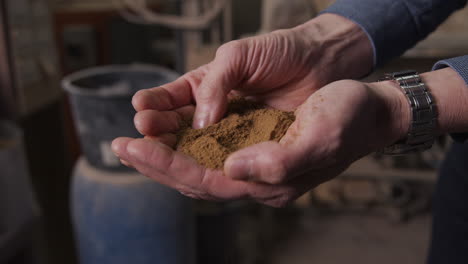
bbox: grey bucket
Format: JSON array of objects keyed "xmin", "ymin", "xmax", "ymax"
[{"xmin": 62, "ymin": 64, "xmax": 179, "ymax": 171}]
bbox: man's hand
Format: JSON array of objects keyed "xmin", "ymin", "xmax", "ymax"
[
  {"xmin": 112, "ymin": 79, "xmax": 409, "ymax": 207},
  {"xmin": 223, "ymin": 80, "xmax": 409, "ymax": 185},
  {"xmin": 131, "ymin": 14, "xmax": 373, "ymax": 130},
  {"xmin": 111, "ymin": 13, "xmax": 379, "ymax": 207}
]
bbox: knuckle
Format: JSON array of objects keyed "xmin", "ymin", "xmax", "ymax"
[
  {"xmin": 195, "ymin": 88, "xmax": 215, "ymax": 101},
  {"xmin": 261, "ymin": 155, "xmax": 288, "ymax": 184},
  {"xmin": 217, "ymin": 40, "xmax": 243, "ymax": 57}
]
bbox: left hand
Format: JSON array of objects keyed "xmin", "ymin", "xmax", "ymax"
[{"xmin": 112, "ymin": 79, "xmax": 409, "ymax": 207}]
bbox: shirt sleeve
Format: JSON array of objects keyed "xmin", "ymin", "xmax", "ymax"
[
  {"xmin": 433, "ymin": 56, "xmax": 468, "ymax": 143},
  {"xmin": 323, "ymin": 0, "xmax": 467, "ymax": 67}
]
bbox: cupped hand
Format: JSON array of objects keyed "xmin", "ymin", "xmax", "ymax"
[
  {"xmin": 112, "ymin": 79, "xmax": 409, "ymax": 207},
  {"xmin": 112, "ymin": 14, "xmax": 375, "ymax": 207}
]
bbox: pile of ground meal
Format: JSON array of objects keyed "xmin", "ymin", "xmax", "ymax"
[{"xmin": 176, "ymin": 98, "xmax": 295, "ymax": 169}]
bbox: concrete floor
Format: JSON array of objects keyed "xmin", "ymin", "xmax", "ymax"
[{"xmin": 270, "ymin": 212, "xmax": 431, "ymax": 264}]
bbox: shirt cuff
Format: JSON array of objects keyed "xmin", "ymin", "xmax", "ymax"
[
  {"xmin": 322, "ymin": 0, "xmax": 418, "ymax": 68},
  {"xmin": 319, "ymin": 7, "xmax": 377, "ymax": 69},
  {"xmin": 432, "ymin": 55, "xmax": 468, "ymax": 143},
  {"xmin": 432, "ymin": 55, "xmax": 468, "ymax": 84}
]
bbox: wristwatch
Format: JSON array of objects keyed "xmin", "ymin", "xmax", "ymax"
[{"xmin": 379, "ymin": 70, "xmax": 438, "ymax": 155}]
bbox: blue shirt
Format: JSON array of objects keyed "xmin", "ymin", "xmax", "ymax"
[
  {"xmin": 324, "ymin": 0, "xmax": 467, "ymax": 68},
  {"xmin": 324, "ymin": 0, "xmax": 468, "ymax": 140}
]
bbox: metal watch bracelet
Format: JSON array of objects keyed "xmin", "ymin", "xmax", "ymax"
[{"xmin": 379, "ymin": 70, "xmax": 438, "ymax": 155}]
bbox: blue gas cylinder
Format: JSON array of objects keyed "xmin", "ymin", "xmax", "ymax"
[{"xmin": 71, "ymin": 157, "xmax": 195, "ymax": 264}]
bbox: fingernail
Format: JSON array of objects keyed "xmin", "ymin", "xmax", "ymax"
[
  {"xmin": 194, "ymin": 110, "xmax": 210, "ymax": 129},
  {"xmin": 120, "ymin": 159, "xmax": 133, "ymax": 168},
  {"xmin": 179, "ymin": 191, "xmax": 199, "ymax": 199},
  {"xmin": 195, "ymin": 118, "xmax": 207, "ymax": 129},
  {"xmin": 226, "ymin": 157, "xmax": 253, "ymax": 180},
  {"xmin": 126, "ymin": 140, "xmax": 146, "ymax": 162},
  {"xmin": 111, "ymin": 139, "xmax": 122, "ymax": 157}
]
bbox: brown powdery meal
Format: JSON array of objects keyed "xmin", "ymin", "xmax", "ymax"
[{"xmin": 176, "ymin": 98, "xmax": 295, "ymax": 169}]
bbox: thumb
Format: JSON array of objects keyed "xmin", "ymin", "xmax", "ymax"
[
  {"xmin": 192, "ymin": 42, "xmax": 245, "ymax": 129},
  {"xmin": 224, "ymin": 142, "xmax": 305, "ymax": 184}
]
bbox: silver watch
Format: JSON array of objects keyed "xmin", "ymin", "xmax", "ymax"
[{"xmin": 379, "ymin": 70, "xmax": 438, "ymax": 155}]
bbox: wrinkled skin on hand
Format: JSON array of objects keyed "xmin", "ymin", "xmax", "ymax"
[
  {"xmin": 112, "ymin": 14, "xmax": 379, "ymax": 207},
  {"xmin": 131, "ymin": 28, "xmax": 335, "ymax": 130},
  {"xmin": 112, "ymin": 80, "xmax": 406, "ymax": 207}
]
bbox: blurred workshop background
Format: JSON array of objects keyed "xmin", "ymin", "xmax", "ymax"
[{"xmin": 1, "ymin": 0, "xmax": 468, "ymax": 264}]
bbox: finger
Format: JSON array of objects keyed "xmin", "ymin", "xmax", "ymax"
[
  {"xmin": 112, "ymin": 137, "xmax": 134, "ymax": 159},
  {"xmin": 132, "ymin": 66, "xmax": 207, "ymax": 112},
  {"xmin": 174, "ymin": 105, "xmax": 195, "ymax": 122},
  {"xmin": 119, "ymin": 138, "xmax": 251, "ymax": 200},
  {"xmin": 192, "ymin": 67, "xmax": 230, "ymax": 128},
  {"xmin": 144, "ymin": 134, "xmax": 177, "ymax": 148},
  {"xmin": 112, "ymin": 137, "xmax": 189, "ymax": 189},
  {"xmin": 224, "ymin": 141, "xmax": 307, "ymax": 184},
  {"xmin": 134, "ymin": 110, "xmax": 181, "ymax": 136},
  {"xmin": 120, "ymin": 159, "xmax": 134, "ymax": 168},
  {"xmin": 192, "ymin": 43, "xmax": 244, "ymax": 128},
  {"xmin": 134, "ymin": 105, "xmax": 194, "ymax": 136}
]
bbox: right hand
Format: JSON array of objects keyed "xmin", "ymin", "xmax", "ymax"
[
  {"xmin": 132, "ymin": 13, "xmax": 373, "ymax": 132},
  {"xmin": 112, "ymin": 78, "xmax": 408, "ymax": 207}
]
